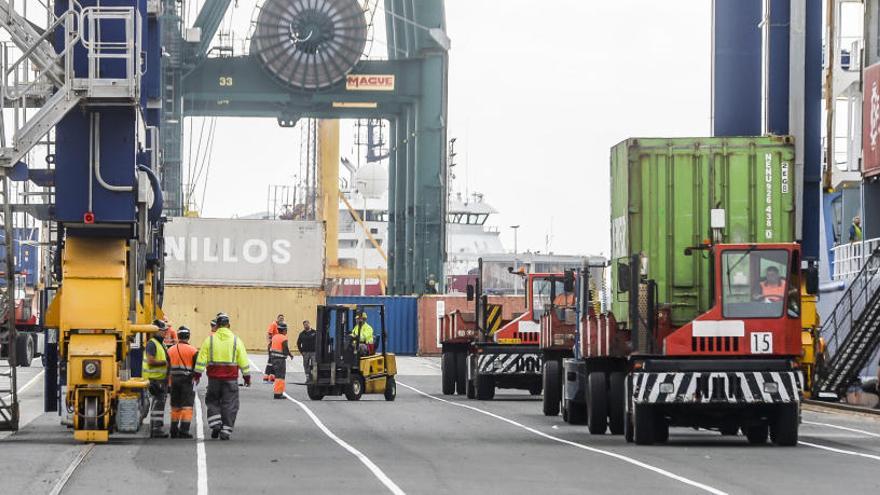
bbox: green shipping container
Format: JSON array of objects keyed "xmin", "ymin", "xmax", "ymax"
[{"xmin": 610, "ymin": 136, "xmax": 796, "ymax": 328}]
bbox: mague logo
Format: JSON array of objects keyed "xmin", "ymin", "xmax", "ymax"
[{"xmin": 871, "ymin": 80, "xmax": 880, "ymax": 151}]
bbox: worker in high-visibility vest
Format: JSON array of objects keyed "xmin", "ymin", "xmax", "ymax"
[
  {"xmin": 193, "ymin": 313, "xmax": 251, "ymax": 441},
  {"xmin": 269, "ymin": 322, "xmax": 293, "ymax": 399},
  {"xmin": 168, "ymin": 326, "xmax": 198, "ymax": 438},
  {"xmin": 143, "ymin": 320, "xmax": 170, "ymax": 438},
  {"xmin": 351, "ymin": 312, "xmax": 375, "ymax": 355},
  {"xmin": 264, "ymin": 314, "xmax": 285, "ymax": 382},
  {"xmin": 163, "ymin": 317, "xmax": 178, "ymax": 346},
  {"xmin": 757, "ymin": 266, "xmax": 786, "ymax": 303}
]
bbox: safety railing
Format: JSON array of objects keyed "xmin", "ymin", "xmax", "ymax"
[
  {"xmin": 833, "ymin": 237, "xmax": 880, "ymax": 281},
  {"xmin": 817, "ymin": 246, "xmax": 880, "ymax": 397},
  {"xmin": 78, "ymin": 6, "xmax": 141, "ymax": 99}
]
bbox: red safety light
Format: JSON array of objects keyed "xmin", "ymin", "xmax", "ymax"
[{"xmin": 83, "ymin": 212, "xmax": 95, "ymax": 224}]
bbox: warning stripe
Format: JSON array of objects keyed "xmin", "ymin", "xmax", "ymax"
[{"xmin": 486, "ymin": 304, "xmax": 502, "ymax": 334}]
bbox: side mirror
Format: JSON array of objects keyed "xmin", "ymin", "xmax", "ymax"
[
  {"xmin": 466, "ymin": 284, "xmax": 475, "ymax": 301},
  {"xmin": 563, "ymin": 270, "xmax": 575, "ymax": 293},
  {"xmin": 805, "ymin": 264, "xmax": 819, "ymax": 296},
  {"xmin": 617, "ymin": 262, "xmax": 630, "ymax": 293}
]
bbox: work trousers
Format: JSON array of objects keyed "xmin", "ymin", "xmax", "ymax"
[
  {"xmin": 148, "ymin": 379, "xmax": 168, "ymax": 433},
  {"xmin": 270, "ymin": 357, "xmax": 287, "ymax": 396},
  {"xmin": 301, "ymin": 352, "xmax": 315, "ymax": 380},
  {"xmin": 205, "ymin": 379, "xmax": 240, "ymax": 436},
  {"xmin": 170, "ymin": 375, "xmax": 195, "ymax": 434}
]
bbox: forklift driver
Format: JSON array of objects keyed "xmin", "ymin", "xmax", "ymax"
[{"xmin": 351, "ymin": 312, "xmax": 375, "ymax": 355}]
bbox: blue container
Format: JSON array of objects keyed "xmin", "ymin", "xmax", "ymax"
[
  {"xmin": 0, "ymin": 227, "xmax": 40, "ymax": 287},
  {"xmin": 326, "ymin": 296, "xmax": 418, "ymax": 355}
]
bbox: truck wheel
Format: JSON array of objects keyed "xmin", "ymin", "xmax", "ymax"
[
  {"xmin": 441, "ymin": 352, "xmax": 455, "ymax": 395},
  {"xmin": 587, "ymin": 372, "xmax": 608, "ymax": 435},
  {"xmin": 624, "ymin": 411, "xmax": 634, "ymax": 443},
  {"xmin": 528, "ymin": 382, "xmax": 543, "ymax": 396},
  {"xmin": 633, "ymin": 404, "xmax": 655, "ymax": 445},
  {"xmin": 608, "ymin": 372, "xmax": 625, "ymax": 435},
  {"xmin": 654, "ymin": 415, "xmax": 669, "ymax": 443},
  {"xmin": 306, "ymin": 386, "xmax": 324, "ymax": 401},
  {"xmin": 476, "ymin": 375, "xmax": 495, "ymax": 400},
  {"xmin": 384, "ymin": 377, "xmax": 397, "ymax": 401},
  {"xmin": 720, "ymin": 425, "xmax": 739, "ymax": 436},
  {"xmin": 466, "ymin": 379, "xmax": 475, "ymax": 399},
  {"xmin": 561, "ymin": 400, "xmax": 570, "ymax": 422},
  {"xmin": 770, "ymin": 404, "xmax": 799, "ymax": 446},
  {"xmin": 345, "ymin": 374, "xmax": 365, "ymax": 401},
  {"xmin": 15, "ymin": 334, "xmax": 33, "ymax": 367},
  {"xmin": 566, "ymin": 399, "xmax": 587, "ymax": 424},
  {"xmin": 745, "ymin": 424, "xmax": 769, "ymax": 444},
  {"xmin": 454, "ymin": 352, "xmax": 468, "ymax": 395},
  {"xmin": 542, "ymin": 360, "xmax": 561, "ymax": 416}
]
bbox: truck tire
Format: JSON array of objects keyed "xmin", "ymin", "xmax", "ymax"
[
  {"xmin": 587, "ymin": 372, "xmax": 608, "ymax": 435},
  {"xmin": 345, "ymin": 373, "xmax": 365, "ymax": 401},
  {"xmin": 476, "ymin": 374, "xmax": 495, "ymax": 400},
  {"xmin": 654, "ymin": 414, "xmax": 669, "ymax": 443},
  {"xmin": 624, "ymin": 411, "xmax": 634, "ymax": 443},
  {"xmin": 384, "ymin": 377, "xmax": 397, "ymax": 401},
  {"xmin": 441, "ymin": 352, "xmax": 455, "ymax": 395},
  {"xmin": 745, "ymin": 424, "xmax": 769, "ymax": 444},
  {"xmin": 608, "ymin": 372, "xmax": 625, "ymax": 435},
  {"xmin": 455, "ymin": 352, "xmax": 468, "ymax": 395},
  {"xmin": 565, "ymin": 399, "xmax": 587, "ymax": 424},
  {"xmin": 529, "ymin": 382, "xmax": 543, "ymax": 396},
  {"xmin": 542, "ymin": 359, "xmax": 561, "ymax": 416},
  {"xmin": 466, "ymin": 378, "xmax": 475, "ymax": 399},
  {"xmin": 633, "ymin": 404, "xmax": 655, "ymax": 445},
  {"xmin": 15, "ymin": 334, "xmax": 33, "ymax": 367},
  {"xmin": 306, "ymin": 385, "xmax": 325, "ymax": 401},
  {"xmin": 770, "ymin": 403, "xmax": 799, "ymax": 446}
]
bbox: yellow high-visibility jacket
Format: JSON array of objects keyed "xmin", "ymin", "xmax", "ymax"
[
  {"xmin": 351, "ymin": 321, "xmax": 374, "ymax": 345},
  {"xmin": 194, "ymin": 327, "xmax": 250, "ymax": 380},
  {"xmin": 142, "ymin": 337, "xmax": 168, "ymax": 380}
]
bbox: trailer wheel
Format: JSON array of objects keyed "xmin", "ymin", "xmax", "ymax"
[
  {"xmin": 608, "ymin": 372, "xmax": 625, "ymax": 435},
  {"xmin": 441, "ymin": 352, "xmax": 455, "ymax": 395},
  {"xmin": 455, "ymin": 352, "xmax": 468, "ymax": 395},
  {"xmin": 745, "ymin": 424, "xmax": 769, "ymax": 444},
  {"xmin": 306, "ymin": 386, "xmax": 325, "ymax": 401},
  {"xmin": 770, "ymin": 403, "xmax": 799, "ymax": 446},
  {"xmin": 565, "ymin": 399, "xmax": 587, "ymax": 424},
  {"xmin": 476, "ymin": 374, "xmax": 495, "ymax": 400},
  {"xmin": 633, "ymin": 404, "xmax": 655, "ymax": 445},
  {"xmin": 624, "ymin": 411, "xmax": 634, "ymax": 443},
  {"xmin": 345, "ymin": 373, "xmax": 365, "ymax": 401},
  {"xmin": 542, "ymin": 359, "xmax": 561, "ymax": 416},
  {"xmin": 587, "ymin": 372, "xmax": 608, "ymax": 435},
  {"xmin": 384, "ymin": 377, "xmax": 397, "ymax": 401},
  {"xmin": 14, "ymin": 334, "xmax": 33, "ymax": 367}
]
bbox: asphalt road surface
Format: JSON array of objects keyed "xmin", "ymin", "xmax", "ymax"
[{"xmin": 2, "ymin": 356, "xmax": 880, "ymax": 495}]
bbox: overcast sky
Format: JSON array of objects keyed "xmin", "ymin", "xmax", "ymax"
[{"xmin": 193, "ymin": 0, "xmax": 711, "ymax": 259}]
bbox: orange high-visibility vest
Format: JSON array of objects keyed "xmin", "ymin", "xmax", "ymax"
[
  {"xmin": 760, "ymin": 281, "xmax": 786, "ymax": 299},
  {"xmin": 269, "ymin": 333, "xmax": 288, "ymax": 359},
  {"xmin": 168, "ymin": 342, "xmax": 198, "ymax": 376}
]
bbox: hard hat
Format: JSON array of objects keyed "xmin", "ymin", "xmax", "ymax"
[
  {"xmin": 178, "ymin": 326, "xmax": 191, "ymax": 340},
  {"xmin": 278, "ymin": 322, "xmax": 288, "ymax": 332},
  {"xmin": 153, "ymin": 319, "xmax": 167, "ymax": 331},
  {"xmin": 216, "ymin": 313, "xmax": 230, "ymax": 326},
  {"xmin": 210, "ymin": 319, "xmax": 217, "ymax": 327}
]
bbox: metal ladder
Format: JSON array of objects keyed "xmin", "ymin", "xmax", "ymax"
[
  {"xmin": 0, "ymin": 3, "xmax": 141, "ymax": 168},
  {"xmin": 0, "ymin": 175, "xmax": 19, "ymax": 431},
  {"xmin": 815, "ymin": 247, "xmax": 880, "ymax": 398}
]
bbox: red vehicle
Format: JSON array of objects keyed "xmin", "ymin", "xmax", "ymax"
[
  {"xmin": 440, "ymin": 259, "xmax": 560, "ymax": 399},
  {"xmin": 566, "ymin": 243, "xmax": 811, "ymax": 446}
]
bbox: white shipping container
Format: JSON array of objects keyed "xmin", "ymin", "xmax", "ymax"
[{"xmin": 164, "ymin": 217, "xmax": 325, "ymax": 287}]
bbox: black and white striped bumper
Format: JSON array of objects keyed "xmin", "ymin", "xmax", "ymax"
[
  {"xmin": 632, "ymin": 371, "xmax": 803, "ymax": 405},
  {"xmin": 476, "ymin": 352, "xmax": 542, "ymax": 375}
]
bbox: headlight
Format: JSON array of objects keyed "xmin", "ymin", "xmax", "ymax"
[
  {"xmin": 763, "ymin": 382, "xmax": 779, "ymax": 394},
  {"xmin": 83, "ymin": 360, "xmax": 101, "ymax": 379},
  {"xmin": 659, "ymin": 382, "xmax": 674, "ymax": 394}
]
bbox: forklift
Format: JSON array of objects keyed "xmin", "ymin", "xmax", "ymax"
[{"xmin": 305, "ymin": 304, "xmax": 397, "ymax": 401}]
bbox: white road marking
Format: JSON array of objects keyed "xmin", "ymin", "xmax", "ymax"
[
  {"xmin": 397, "ymin": 381, "xmax": 728, "ymax": 495},
  {"xmin": 802, "ymin": 421, "xmax": 880, "ymax": 438},
  {"xmin": 799, "ymin": 441, "xmax": 880, "ymax": 462},
  {"xmin": 0, "ymin": 369, "xmax": 44, "ymax": 402},
  {"xmin": 48, "ymin": 442, "xmax": 94, "ymax": 495},
  {"xmin": 248, "ymin": 359, "xmax": 405, "ymax": 495},
  {"xmin": 194, "ymin": 388, "xmax": 209, "ymax": 495}
]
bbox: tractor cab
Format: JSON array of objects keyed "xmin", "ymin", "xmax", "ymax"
[
  {"xmin": 494, "ymin": 272, "xmax": 571, "ymax": 344},
  {"xmin": 305, "ymin": 304, "xmax": 397, "ymax": 401},
  {"xmin": 662, "ymin": 243, "xmax": 807, "ymax": 358}
]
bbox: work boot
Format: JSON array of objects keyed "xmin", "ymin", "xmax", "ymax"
[
  {"xmin": 211, "ymin": 428, "xmax": 221, "ymax": 439},
  {"xmin": 151, "ymin": 430, "xmax": 169, "ymax": 439},
  {"xmin": 262, "ymin": 375, "xmax": 270, "ymax": 383},
  {"xmin": 219, "ymin": 431, "xmax": 231, "ymax": 441},
  {"xmin": 177, "ymin": 432, "xmax": 193, "ymax": 439},
  {"xmin": 170, "ymin": 424, "xmax": 179, "ymax": 438},
  {"xmin": 274, "ymin": 394, "xmax": 284, "ymax": 399}
]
